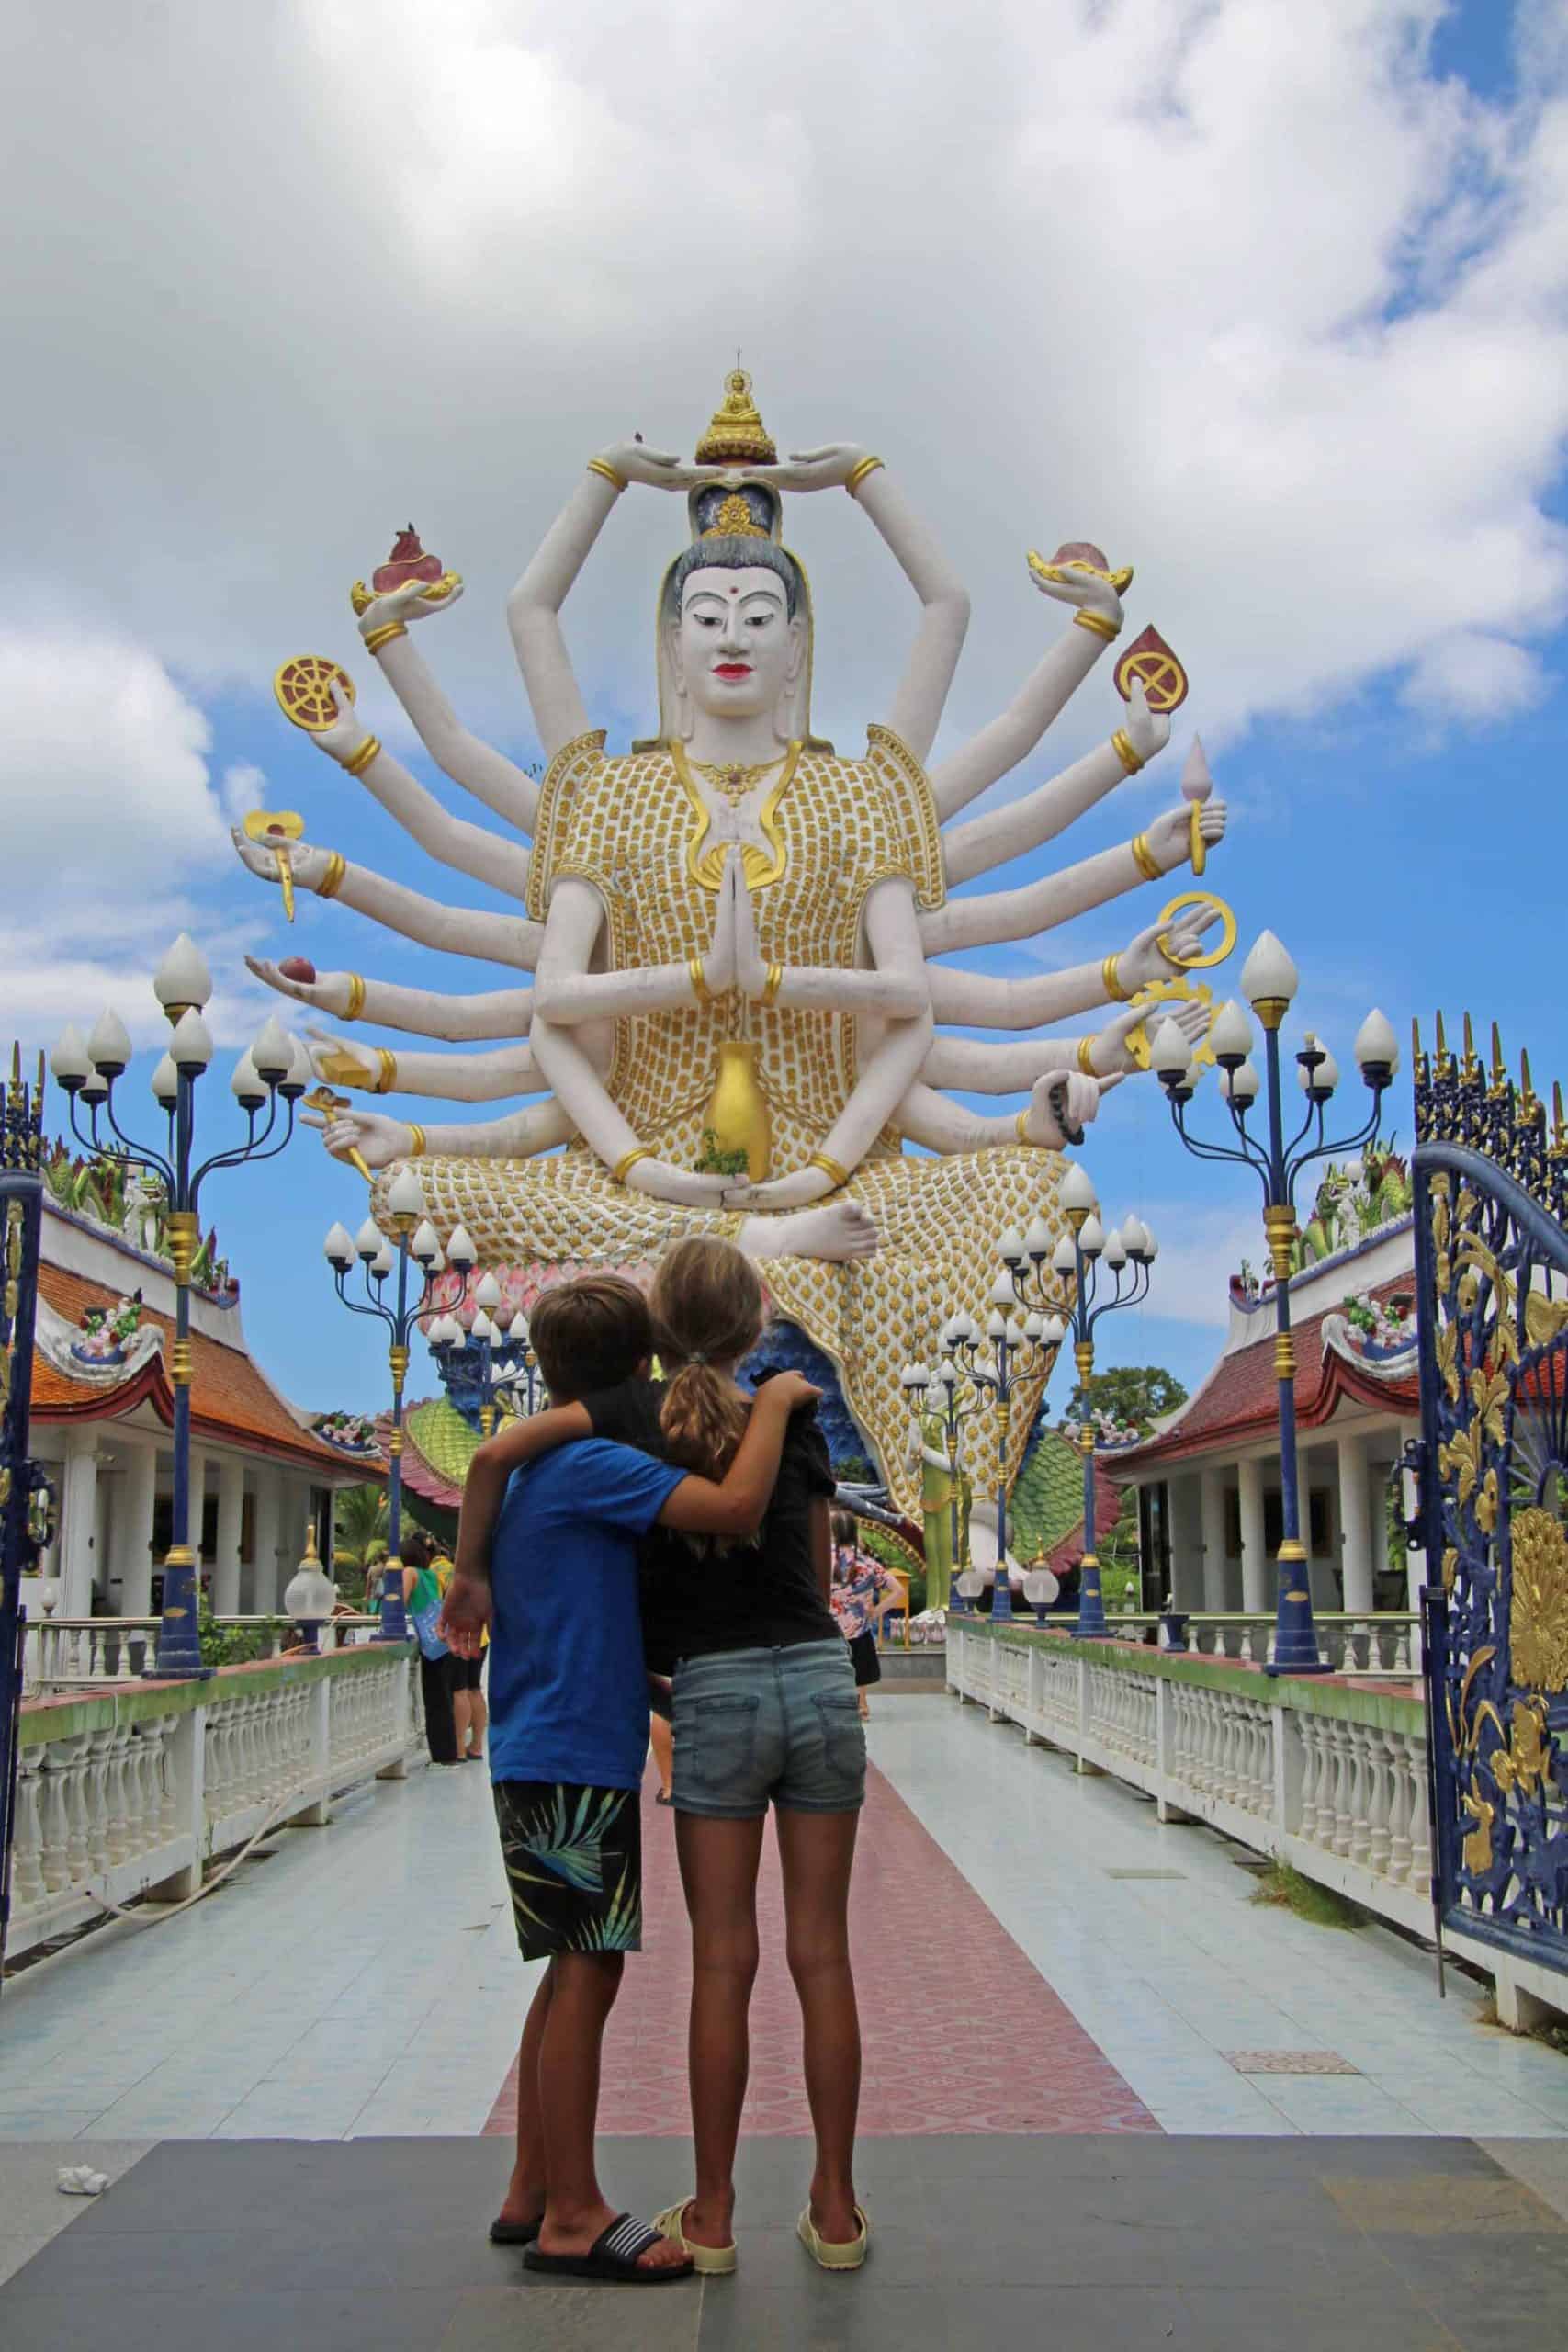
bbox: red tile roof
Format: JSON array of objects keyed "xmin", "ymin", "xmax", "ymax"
[
  {"xmin": 33, "ymin": 1264, "xmax": 371, "ymax": 1479},
  {"xmin": 1115, "ymin": 1272, "xmax": 1418, "ymax": 1471}
]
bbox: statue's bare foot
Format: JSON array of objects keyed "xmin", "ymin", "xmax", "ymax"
[{"xmin": 739, "ymin": 1201, "xmax": 881, "ymax": 1262}]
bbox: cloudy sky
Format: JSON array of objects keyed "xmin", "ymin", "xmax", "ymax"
[{"xmin": 6, "ymin": 0, "xmax": 1566, "ymax": 1415}]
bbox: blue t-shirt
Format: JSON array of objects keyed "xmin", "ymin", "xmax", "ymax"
[{"xmin": 487, "ymin": 1436, "xmax": 686, "ymax": 1790}]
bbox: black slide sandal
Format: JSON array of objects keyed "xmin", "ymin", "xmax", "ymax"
[{"xmin": 524, "ymin": 2212, "xmax": 694, "ymax": 2283}]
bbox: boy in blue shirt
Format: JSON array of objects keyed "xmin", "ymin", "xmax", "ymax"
[{"xmin": 450, "ymin": 1272, "xmax": 814, "ymax": 2285}]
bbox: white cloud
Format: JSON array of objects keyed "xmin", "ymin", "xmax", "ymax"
[
  {"xmin": 0, "ymin": 0, "xmax": 1561, "ymax": 792},
  {"xmin": 1400, "ymin": 630, "xmax": 1549, "ymax": 722},
  {"xmin": 220, "ymin": 763, "xmax": 269, "ymax": 826}
]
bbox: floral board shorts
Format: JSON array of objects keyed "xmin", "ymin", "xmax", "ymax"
[
  {"xmin": 671, "ymin": 1639, "xmax": 866, "ymax": 1820},
  {"xmin": 492, "ymin": 1781, "xmax": 642, "ymax": 1961}
]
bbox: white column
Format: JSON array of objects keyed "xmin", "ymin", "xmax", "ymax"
[
  {"xmin": 1168, "ymin": 1476, "xmax": 1205, "ymax": 1611},
  {"xmin": 1238, "ymin": 1456, "xmax": 1269, "ymax": 1613},
  {"xmin": 1199, "ymin": 1470, "xmax": 1229, "ymax": 1611},
  {"xmin": 248, "ymin": 1472, "xmax": 281, "ymax": 1614},
  {"xmin": 113, "ymin": 1442, "xmax": 159, "ymax": 1618},
  {"xmin": 187, "ymin": 1450, "xmax": 209, "ymax": 1592},
  {"xmin": 211, "ymin": 1456, "xmax": 246, "ymax": 1616},
  {"xmin": 1337, "ymin": 1431, "xmax": 1374, "ymax": 1611},
  {"xmin": 58, "ymin": 1430, "xmax": 100, "ymax": 1616}
]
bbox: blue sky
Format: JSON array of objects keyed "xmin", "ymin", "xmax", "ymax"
[{"xmin": 7, "ymin": 0, "xmax": 1566, "ymax": 1428}]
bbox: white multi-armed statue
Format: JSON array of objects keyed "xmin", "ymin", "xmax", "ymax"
[{"xmin": 235, "ymin": 370, "xmax": 1224, "ymax": 1506}]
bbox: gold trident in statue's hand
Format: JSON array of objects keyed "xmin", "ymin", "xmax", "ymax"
[
  {"xmin": 243, "ymin": 809, "xmax": 306, "ymax": 921},
  {"xmin": 302, "ymin": 1084, "xmax": 373, "ymax": 1183}
]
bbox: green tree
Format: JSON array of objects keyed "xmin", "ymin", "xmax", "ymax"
[
  {"xmin": 1066, "ymin": 1364, "xmax": 1188, "ymax": 1434},
  {"xmin": 333, "ymin": 1483, "xmax": 389, "ymax": 1603}
]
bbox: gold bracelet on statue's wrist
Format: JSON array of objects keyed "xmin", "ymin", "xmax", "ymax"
[
  {"xmin": 1074, "ymin": 608, "xmax": 1121, "ymax": 642},
  {"xmin": 761, "ymin": 962, "xmax": 784, "ymax": 1006},
  {"xmin": 317, "ymin": 852, "xmax": 346, "ymax": 900},
  {"xmin": 1111, "ymin": 729, "xmax": 1145, "ymax": 777},
  {"xmin": 344, "ymin": 974, "xmax": 366, "ymax": 1021},
  {"xmin": 613, "ymin": 1145, "xmax": 651, "ymax": 1185},
  {"xmin": 808, "ymin": 1150, "xmax": 851, "ymax": 1190},
  {"xmin": 845, "ymin": 455, "xmax": 885, "ymax": 497},
  {"xmin": 1077, "ymin": 1036, "xmax": 1098, "ymax": 1077},
  {"xmin": 372, "ymin": 1048, "xmax": 398, "ymax": 1095},
  {"xmin": 689, "ymin": 956, "xmax": 714, "ymax": 1005},
  {"xmin": 1015, "ymin": 1109, "xmax": 1033, "ymax": 1146},
  {"xmin": 343, "ymin": 735, "xmax": 382, "ymax": 777},
  {"xmin": 405, "ymin": 1124, "xmax": 426, "ymax": 1159},
  {"xmin": 1130, "ymin": 831, "xmax": 1162, "ymax": 882},
  {"xmin": 1102, "ymin": 953, "xmax": 1131, "ymax": 1001},
  {"xmin": 362, "ymin": 621, "xmax": 407, "ymax": 655},
  {"xmin": 587, "ymin": 458, "xmax": 626, "ymax": 492}
]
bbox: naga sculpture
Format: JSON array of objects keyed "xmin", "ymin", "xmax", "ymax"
[{"xmin": 235, "ymin": 370, "xmax": 1224, "ymax": 1510}]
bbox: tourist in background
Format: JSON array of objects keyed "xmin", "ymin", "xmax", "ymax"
[
  {"xmin": 829, "ymin": 1510, "xmax": 899, "ymax": 1721},
  {"xmin": 402, "ymin": 1532, "xmax": 459, "ymax": 1767}
]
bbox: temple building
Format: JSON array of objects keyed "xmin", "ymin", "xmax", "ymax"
[
  {"xmin": 25, "ymin": 1184, "xmax": 378, "ymax": 1622},
  {"xmin": 1113, "ymin": 1216, "xmax": 1419, "ymax": 1618}
]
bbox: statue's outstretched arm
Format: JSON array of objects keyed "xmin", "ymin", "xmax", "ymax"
[
  {"xmin": 896, "ymin": 1075, "xmax": 1111, "ymax": 1155},
  {"xmin": 246, "ymin": 958, "xmax": 533, "ymax": 1043},
  {"xmin": 919, "ymin": 797, "xmax": 1226, "ymax": 957},
  {"xmin": 719, "ymin": 885, "xmax": 933, "ymax": 1213},
  {"xmin": 508, "ymin": 439, "xmax": 709, "ymax": 762},
  {"xmin": 924, "ymin": 1000, "xmax": 1206, "ymax": 1093},
  {"xmin": 304, "ymin": 684, "xmax": 531, "ymax": 901},
  {"xmin": 927, "ymin": 560, "xmax": 1126, "ymax": 821},
  {"xmin": 353, "ymin": 584, "xmax": 541, "ymax": 836},
  {"xmin": 231, "ymin": 829, "xmax": 541, "ymax": 968},
  {"xmin": 942, "ymin": 682, "xmax": 1168, "ymax": 887},
  {"xmin": 534, "ymin": 874, "xmax": 742, "ymax": 1024},
  {"xmin": 304, "ymin": 1032, "xmax": 548, "ymax": 1105},
  {"xmin": 929, "ymin": 909, "xmax": 1221, "ymax": 1029},
  {"xmin": 304, "ymin": 1098, "xmax": 576, "ymax": 1172}
]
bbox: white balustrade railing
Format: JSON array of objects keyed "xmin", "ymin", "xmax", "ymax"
[
  {"xmin": 23, "ymin": 1612, "xmax": 388, "ymax": 1693},
  {"xmin": 1070, "ymin": 1611, "xmax": 1419, "ymax": 1678},
  {"xmin": 9, "ymin": 1645, "xmax": 423, "ymax": 1962},
  {"xmin": 944, "ymin": 1621, "xmax": 1534, "ymax": 2011}
]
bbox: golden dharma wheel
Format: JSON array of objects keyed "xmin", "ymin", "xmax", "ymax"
[{"xmin": 274, "ymin": 654, "xmax": 356, "ymax": 732}]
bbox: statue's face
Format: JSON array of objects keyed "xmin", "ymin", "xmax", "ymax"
[{"xmin": 672, "ymin": 563, "xmax": 802, "ymax": 721}]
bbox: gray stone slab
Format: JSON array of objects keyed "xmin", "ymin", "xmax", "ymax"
[
  {"xmin": 0, "ymin": 2141, "xmax": 152, "ymax": 2289},
  {"xmin": 6, "ymin": 2134, "xmax": 1566, "ymax": 2351},
  {"xmin": 1478, "ymin": 2134, "xmax": 1568, "ymax": 2224}
]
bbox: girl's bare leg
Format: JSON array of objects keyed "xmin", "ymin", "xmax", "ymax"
[
  {"xmin": 776, "ymin": 1807, "xmax": 862, "ymax": 2244},
  {"xmin": 674, "ymin": 1812, "xmax": 766, "ymax": 2249}
]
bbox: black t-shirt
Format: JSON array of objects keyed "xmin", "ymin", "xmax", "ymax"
[{"xmin": 582, "ymin": 1373, "xmax": 839, "ymax": 1671}]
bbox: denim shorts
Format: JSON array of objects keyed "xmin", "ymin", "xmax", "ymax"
[{"xmin": 671, "ymin": 1640, "xmax": 866, "ymax": 1819}]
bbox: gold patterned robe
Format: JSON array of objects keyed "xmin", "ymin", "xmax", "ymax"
[{"xmin": 403, "ymin": 729, "xmax": 1067, "ymax": 1514}]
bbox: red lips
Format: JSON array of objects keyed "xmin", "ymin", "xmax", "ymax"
[{"xmin": 713, "ymin": 662, "xmax": 752, "ymax": 679}]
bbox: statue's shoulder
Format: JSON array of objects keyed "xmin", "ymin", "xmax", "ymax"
[
  {"xmin": 861, "ymin": 724, "xmax": 946, "ymax": 911},
  {"xmin": 528, "ymin": 733, "xmax": 679, "ymax": 918}
]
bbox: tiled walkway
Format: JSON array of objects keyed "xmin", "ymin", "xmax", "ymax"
[
  {"xmin": 5, "ymin": 1693, "xmax": 1568, "ymax": 2144},
  {"xmin": 6, "ymin": 1692, "xmax": 1568, "ymax": 2346}
]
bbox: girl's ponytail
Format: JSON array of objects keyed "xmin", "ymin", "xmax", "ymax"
[{"xmin": 649, "ymin": 1238, "xmax": 767, "ymax": 1483}]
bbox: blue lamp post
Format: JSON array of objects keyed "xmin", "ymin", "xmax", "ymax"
[
  {"xmin": 322, "ymin": 1176, "xmax": 455, "ymax": 1644},
  {"xmin": 51, "ymin": 936, "xmax": 307, "ymax": 1679},
  {"xmin": 944, "ymin": 1283, "xmax": 1049, "ymax": 1623},
  {"xmin": 901, "ymin": 1351, "xmax": 977, "ymax": 1616},
  {"xmin": 1151, "ymin": 932, "xmax": 1397, "ymax": 1674},
  {"xmin": 999, "ymin": 1169, "xmax": 1157, "ymax": 1637}
]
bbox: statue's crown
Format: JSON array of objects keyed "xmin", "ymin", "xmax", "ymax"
[
  {"xmin": 697, "ymin": 485, "xmax": 773, "ymax": 541},
  {"xmin": 695, "ymin": 367, "xmax": 777, "ymax": 468}
]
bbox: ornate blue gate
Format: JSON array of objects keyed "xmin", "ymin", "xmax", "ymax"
[
  {"xmin": 1415, "ymin": 1021, "xmax": 1568, "ymax": 1977},
  {"xmin": 0, "ymin": 1050, "xmax": 50, "ymax": 1982}
]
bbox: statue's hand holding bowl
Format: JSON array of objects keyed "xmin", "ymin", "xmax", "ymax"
[
  {"xmin": 358, "ymin": 574, "xmax": 466, "ymax": 635},
  {"xmin": 1026, "ymin": 549, "xmax": 1122, "ymax": 630},
  {"xmin": 232, "ymin": 826, "xmax": 333, "ymax": 894},
  {"xmin": 771, "ymin": 445, "xmax": 870, "ymax": 493},
  {"xmin": 1147, "ymin": 796, "xmax": 1227, "ymax": 876},
  {"xmin": 1121, "ymin": 906, "xmax": 1221, "ymax": 990},
  {"xmin": 301, "ymin": 1105, "xmax": 412, "ymax": 1172}
]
